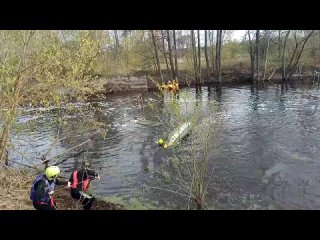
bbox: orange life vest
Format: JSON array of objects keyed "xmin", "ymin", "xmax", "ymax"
[{"xmin": 71, "ymin": 170, "xmax": 90, "ymax": 191}]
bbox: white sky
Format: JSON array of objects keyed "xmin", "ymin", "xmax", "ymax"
[
  {"xmin": 231, "ymin": 30, "xmax": 246, "ymax": 41},
  {"xmin": 180, "ymin": 30, "xmax": 247, "ymax": 42}
]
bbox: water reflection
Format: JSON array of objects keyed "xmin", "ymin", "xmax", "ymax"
[{"xmin": 9, "ymin": 83, "xmax": 320, "ymax": 209}]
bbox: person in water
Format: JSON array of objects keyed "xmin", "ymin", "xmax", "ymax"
[{"xmin": 157, "ymin": 138, "xmax": 168, "ymax": 148}]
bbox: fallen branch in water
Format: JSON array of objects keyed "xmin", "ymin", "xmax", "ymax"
[
  {"xmin": 52, "ymin": 150, "xmax": 87, "ymax": 166},
  {"xmin": 8, "ymin": 160, "xmax": 39, "ymax": 170},
  {"xmin": 267, "ymin": 67, "xmax": 277, "ymax": 81},
  {"xmin": 10, "ymin": 147, "xmax": 41, "ymax": 171},
  {"xmin": 34, "ymin": 139, "xmax": 92, "ymax": 168},
  {"xmin": 50, "ymin": 139, "xmax": 91, "ymax": 160}
]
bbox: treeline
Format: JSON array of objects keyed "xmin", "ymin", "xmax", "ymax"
[
  {"xmin": 1, "ymin": 30, "xmax": 320, "ymax": 163},
  {"xmin": 88, "ymin": 30, "xmax": 320, "ymax": 85}
]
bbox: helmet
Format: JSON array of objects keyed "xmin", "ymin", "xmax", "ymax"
[
  {"xmin": 81, "ymin": 161, "xmax": 91, "ymax": 169},
  {"xmin": 45, "ymin": 166, "xmax": 60, "ymax": 180},
  {"xmin": 158, "ymin": 138, "xmax": 164, "ymax": 145}
]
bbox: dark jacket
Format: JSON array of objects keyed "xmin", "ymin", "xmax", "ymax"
[
  {"xmin": 32, "ymin": 176, "xmax": 66, "ymax": 204},
  {"xmin": 69, "ymin": 168, "xmax": 98, "ymax": 192}
]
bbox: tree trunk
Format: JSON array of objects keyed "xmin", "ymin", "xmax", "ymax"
[
  {"xmin": 197, "ymin": 30, "xmax": 201, "ymax": 84},
  {"xmin": 161, "ymin": 30, "xmax": 170, "ymax": 79},
  {"xmin": 247, "ymin": 30, "xmax": 255, "ymax": 83},
  {"xmin": 113, "ymin": 30, "xmax": 119, "ymax": 48},
  {"xmin": 215, "ymin": 31, "xmax": 219, "ymax": 78},
  {"xmin": 282, "ymin": 30, "xmax": 291, "ymax": 82},
  {"xmin": 166, "ymin": 30, "xmax": 176, "ymax": 81},
  {"xmin": 255, "ymin": 30, "xmax": 260, "ymax": 82},
  {"xmin": 0, "ymin": 93, "xmax": 19, "ymax": 163},
  {"xmin": 210, "ymin": 30, "xmax": 215, "ymax": 72},
  {"xmin": 204, "ymin": 30, "xmax": 211, "ymax": 81},
  {"xmin": 191, "ymin": 30, "xmax": 198, "ymax": 82},
  {"xmin": 250, "ymin": 54, "xmax": 255, "ymax": 82},
  {"xmin": 113, "ymin": 30, "xmax": 120, "ymax": 62},
  {"xmin": 151, "ymin": 30, "xmax": 163, "ymax": 83},
  {"xmin": 287, "ymin": 31, "xmax": 314, "ymax": 81},
  {"xmin": 218, "ymin": 31, "xmax": 222, "ymax": 82},
  {"xmin": 0, "ymin": 128, "xmax": 10, "ymax": 164},
  {"xmin": 173, "ymin": 30, "xmax": 179, "ymax": 80},
  {"xmin": 195, "ymin": 198, "xmax": 204, "ymax": 210},
  {"xmin": 263, "ymin": 36, "xmax": 270, "ymax": 80},
  {"xmin": 215, "ymin": 30, "xmax": 222, "ymax": 83},
  {"xmin": 278, "ymin": 30, "xmax": 282, "ymax": 65}
]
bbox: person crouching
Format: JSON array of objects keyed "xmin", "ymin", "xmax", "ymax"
[{"xmin": 30, "ymin": 166, "xmax": 66, "ymax": 210}]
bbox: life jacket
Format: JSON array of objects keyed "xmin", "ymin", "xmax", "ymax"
[
  {"xmin": 70, "ymin": 170, "xmax": 90, "ymax": 191},
  {"xmin": 30, "ymin": 174, "xmax": 55, "ymax": 205}
]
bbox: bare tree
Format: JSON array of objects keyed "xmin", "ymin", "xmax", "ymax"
[
  {"xmin": 191, "ymin": 30, "xmax": 198, "ymax": 83},
  {"xmin": 262, "ymin": 31, "xmax": 270, "ymax": 80},
  {"xmin": 247, "ymin": 30, "xmax": 256, "ymax": 82},
  {"xmin": 173, "ymin": 30, "xmax": 179, "ymax": 80},
  {"xmin": 145, "ymin": 99, "xmax": 218, "ymax": 210},
  {"xmin": 113, "ymin": 30, "xmax": 119, "ymax": 48},
  {"xmin": 151, "ymin": 30, "xmax": 163, "ymax": 83},
  {"xmin": 278, "ymin": 30, "xmax": 282, "ymax": 65},
  {"xmin": 113, "ymin": 30, "xmax": 120, "ymax": 62},
  {"xmin": 285, "ymin": 30, "xmax": 315, "ymax": 81},
  {"xmin": 215, "ymin": 30, "xmax": 223, "ymax": 83},
  {"xmin": 256, "ymin": 30, "xmax": 260, "ymax": 82},
  {"xmin": 209, "ymin": 30, "xmax": 215, "ymax": 73},
  {"xmin": 281, "ymin": 30, "xmax": 291, "ymax": 82},
  {"xmin": 160, "ymin": 30, "xmax": 170, "ymax": 79},
  {"xmin": 166, "ymin": 30, "xmax": 176, "ymax": 80},
  {"xmin": 197, "ymin": 30, "xmax": 201, "ymax": 84},
  {"xmin": 204, "ymin": 30, "xmax": 211, "ymax": 81}
]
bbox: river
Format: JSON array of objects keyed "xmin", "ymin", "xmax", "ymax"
[{"xmin": 9, "ymin": 82, "xmax": 320, "ymax": 209}]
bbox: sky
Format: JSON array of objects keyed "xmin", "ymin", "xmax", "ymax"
[
  {"xmin": 180, "ymin": 30, "xmax": 247, "ymax": 42},
  {"xmin": 231, "ymin": 30, "xmax": 246, "ymax": 41}
]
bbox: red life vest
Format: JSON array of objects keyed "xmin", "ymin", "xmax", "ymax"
[{"xmin": 71, "ymin": 170, "xmax": 90, "ymax": 191}]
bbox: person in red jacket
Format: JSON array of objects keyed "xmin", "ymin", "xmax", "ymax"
[{"xmin": 68, "ymin": 161, "xmax": 100, "ymax": 210}]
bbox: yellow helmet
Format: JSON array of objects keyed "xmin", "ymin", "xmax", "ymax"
[
  {"xmin": 158, "ymin": 138, "xmax": 164, "ymax": 145},
  {"xmin": 45, "ymin": 166, "xmax": 60, "ymax": 180}
]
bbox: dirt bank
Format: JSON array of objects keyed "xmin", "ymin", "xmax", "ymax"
[{"xmin": 0, "ymin": 167, "xmax": 124, "ymax": 210}]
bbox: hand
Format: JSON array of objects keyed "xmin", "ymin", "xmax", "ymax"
[
  {"xmin": 96, "ymin": 175, "xmax": 100, "ymax": 181},
  {"xmin": 67, "ymin": 182, "xmax": 71, "ymax": 188},
  {"xmin": 48, "ymin": 191, "xmax": 54, "ymax": 195}
]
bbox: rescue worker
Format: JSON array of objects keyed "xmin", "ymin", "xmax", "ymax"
[
  {"xmin": 68, "ymin": 161, "xmax": 100, "ymax": 210},
  {"xmin": 30, "ymin": 166, "xmax": 67, "ymax": 210},
  {"xmin": 173, "ymin": 79, "xmax": 179, "ymax": 90},
  {"xmin": 157, "ymin": 138, "xmax": 164, "ymax": 146},
  {"xmin": 157, "ymin": 138, "xmax": 168, "ymax": 148}
]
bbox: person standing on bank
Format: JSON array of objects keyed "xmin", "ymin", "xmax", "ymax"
[
  {"xmin": 30, "ymin": 166, "xmax": 67, "ymax": 210},
  {"xmin": 68, "ymin": 161, "xmax": 100, "ymax": 210}
]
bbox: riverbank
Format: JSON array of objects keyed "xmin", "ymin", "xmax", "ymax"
[
  {"xmin": 0, "ymin": 167, "xmax": 125, "ymax": 210},
  {"xmin": 88, "ymin": 69, "xmax": 316, "ymax": 100}
]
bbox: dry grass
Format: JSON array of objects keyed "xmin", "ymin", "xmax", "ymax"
[
  {"xmin": 0, "ymin": 167, "xmax": 34, "ymax": 210},
  {"xmin": 0, "ymin": 167, "xmax": 124, "ymax": 210}
]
